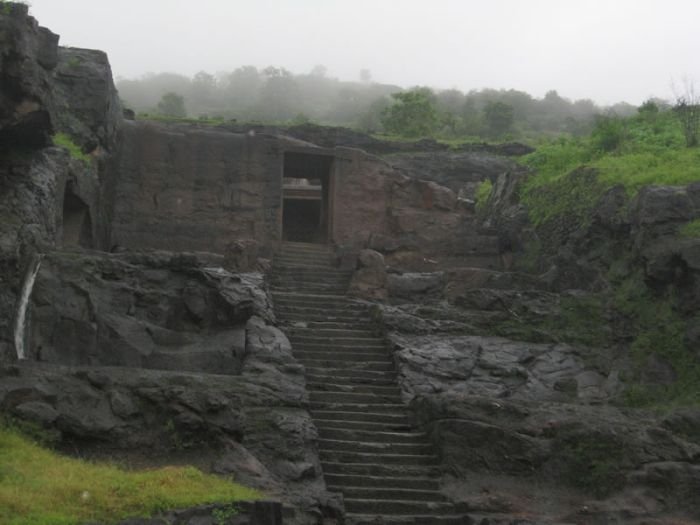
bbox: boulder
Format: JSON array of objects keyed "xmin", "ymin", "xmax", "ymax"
[{"xmin": 348, "ymin": 249, "xmax": 387, "ymax": 301}]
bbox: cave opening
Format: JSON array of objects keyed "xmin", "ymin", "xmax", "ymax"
[
  {"xmin": 282, "ymin": 152, "xmax": 333, "ymax": 243},
  {"xmin": 62, "ymin": 189, "xmax": 93, "ymax": 248}
]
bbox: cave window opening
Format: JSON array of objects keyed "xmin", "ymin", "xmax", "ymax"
[
  {"xmin": 282, "ymin": 152, "xmax": 333, "ymax": 243},
  {"xmin": 62, "ymin": 189, "xmax": 93, "ymax": 248}
]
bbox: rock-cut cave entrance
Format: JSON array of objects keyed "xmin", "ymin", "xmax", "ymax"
[
  {"xmin": 282, "ymin": 151, "xmax": 334, "ymax": 244},
  {"xmin": 61, "ymin": 187, "xmax": 93, "ymax": 248}
]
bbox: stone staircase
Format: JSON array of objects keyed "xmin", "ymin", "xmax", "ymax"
[{"xmin": 270, "ymin": 242, "xmax": 468, "ymax": 525}]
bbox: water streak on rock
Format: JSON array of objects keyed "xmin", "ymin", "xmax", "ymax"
[{"xmin": 13, "ymin": 254, "xmax": 43, "ymax": 360}]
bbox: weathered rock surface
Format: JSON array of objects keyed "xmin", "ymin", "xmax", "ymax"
[
  {"xmin": 28, "ymin": 251, "xmax": 272, "ymax": 371},
  {"xmin": 348, "ymin": 248, "xmax": 387, "ymax": 300},
  {"xmin": 0, "ymin": 3, "xmax": 58, "ymax": 150},
  {"xmin": 1, "ymin": 249, "xmax": 337, "ymax": 522},
  {"xmin": 52, "ymin": 46, "xmax": 123, "ymax": 152},
  {"xmin": 410, "ymin": 393, "xmax": 700, "ymax": 518},
  {"xmin": 392, "ymin": 334, "xmax": 620, "ymax": 404},
  {"xmin": 385, "ymin": 150, "xmax": 521, "ymax": 198}
]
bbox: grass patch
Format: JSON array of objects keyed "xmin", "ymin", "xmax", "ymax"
[
  {"xmin": 491, "ymin": 292, "xmax": 610, "ymax": 348},
  {"xmin": 137, "ymin": 113, "xmax": 229, "ymax": 126},
  {"xmin": 0, "ymin": 425, "xmax": 259, "ymax": 525},
  {"xmin": 52, "ymin": 133, "xmax": 90, "ymax": 163},
  {"xmin": 475, "ymin": 179, "xmax": 493, "ymax": 213},
  {"xmin": 679, "ymin": 219, "xmax": 700, "ymax": 238},
  {"xmin": 520, "ymin": 110, "xmax": 700, "ymax": 227},
  {"xmin": 613, "ymin": 273, "xmax": 700, "ymax": 407}
]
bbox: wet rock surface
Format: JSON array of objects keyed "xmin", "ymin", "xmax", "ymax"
[
  {"xmin": 28, "ymin": 250, "xmax": 268, "ymax": 372},
  {"xmin": 1, "ymin": 250, "xmax": 334, "ymax": 523},
  {"xmin": 2, "ymin": 6, "xmax": 700, "ymax": 524}
]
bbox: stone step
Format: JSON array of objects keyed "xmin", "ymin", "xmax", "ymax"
[
  {"xmin": 270, "ymin": 285, "xmax": 347, "ymax": 295},
  {"xmin": 316, "ymin": 419, "xmax": 413, "ymax": 433},
  {"xmin": 283, "ymin": 321, "xmax": 376, "ymax": 331},
  {"xmin": 312, "ymin": 410, "xmax": 410, "ymax": 425},
  {"xmin": 306, "ymin": 372, "xmax": 397, "ymax": 385},
  {"xmin": 292, "ymin": 342, "xmax": 388, "ymax": 353},
  {"xmin": 318, "ymin": 427, "xmax": 425, "ymax": 444},
  {"xmin": 328, "ymin": 486, "xmax": 446, "ymax": 502},
  {"xmin": 276, "ymin": 307, "xmax": 365, "ymax": 319},
  {"xmin": 278, "ymin": 312, "xmax": 368, "ymax": 324},
  {"xmin": 296, "ymin": 350, "xmax": 390, "ymax": 363},
  {"xmin": 310, "ymin": 391, "xmax": 402, "ymax": 405},
  {"xmin": 277, "ymin": 246, "xmax": 332, "ymax": 255},
  {"xmin": 271, "ymin": 274, "xmax": 350, "ymax": 283},
  {"xmin": 302, "ymin": 360, "xmax": 395, "ymax": 372},
  {"xmin": 291, "ymin": 335, "xmax": 385, "ymax": 346},
  {"xmin": 319, "ymin": 450, "xmax": 438, "ymax": 466},
  {"xmin": 321, "ymin": 461, "xmax": 439, "ymax": 478},
  {"xmin": 343, "ymin": 498, "xmax": 455, "ymax": 516},
  {"xmin": 324, "ymin": 473, "xmax": 440, "ymax": 491},
  {"xmin": 268, "ymin": 270, "xmax": 350, "ymax": 284},
  {"xmin": 274, "ymin": 256, "xmax": 334, "ymax": 266},
  {"xmin": 308, "ymin": 382, "xmax": 401, "ymax": 395},
  {"xmin": 272, "ymin": 293, "xmax": 358, "ymax": 306},
  {"xmin": 305, "ymin": 368, "xmax": 396, "ymax": 381},
  {"xmin": 275, "ymin": 304, "xmax": 366, "ymax": 315},
  {"xmin": 319, "ymin": 438, "xmax": 432, "ymax": 455},
  {"xmin": 345, "ymin": 513, "xmax": 471, "ymax": 525},
  {"xmin": 280, "ymin": 241, "xmax": 332, "ymax": 250},
  {"xmin": 287, "ymin": 327, "xmax": 378, "ymax": 338},
  {"xmin": 272, "ymin": 265, "xmax": 349, "ymax": 274},
  {"xmin": 271, "ymin": 279, "xmax": 350, "ymax": 289}
]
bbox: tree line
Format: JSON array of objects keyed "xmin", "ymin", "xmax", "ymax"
[{"xmin": 117, "ymin": 66, "xmax": 643, "ymax": 140}]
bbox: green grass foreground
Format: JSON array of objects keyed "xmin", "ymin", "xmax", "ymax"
[{"xmin": 0, "ymin": 427, "xmax": 259, "ymax": 525}]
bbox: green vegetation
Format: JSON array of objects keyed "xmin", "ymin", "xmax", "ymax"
[
  {"xmin": 381, "ymin": 89, "xmax": 439, "ymax": 138},
  {"xmin": 483, "ymin": 100, "xmax": 514, "ymax": 138},
  {"xmin": 491, "ymin": 293, "xmax": 610, "ymax": 349},
  {"xmin": 557, "ymin": 434, "xmax": 626, "ymax": 497},
  {"xmin": 521, "ymin": 106, "xmax": 700, "ymax": 226},
  {"xmin": 475, "ymin": 179, "xmax": 493, "ymax": 213},
  {"xmin": 156, "ymin": 92, "xmax": 187, "ymax": 118},
  {"xmin": 679, "ymin": 218, "xmax": 700, "ymax": 238},
  {"xmin": 613, "ymin": 273, "xmax": 700, "ymax": 407},
  {"xmin": 0, "ymin": 425, "xmax": 259, "ymax": 524},
  {"xmin": 52, "ymin": 133, "xmax": 91, "ymax": 163}
]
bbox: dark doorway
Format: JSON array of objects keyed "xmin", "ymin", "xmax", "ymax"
[
  {"xmin": 282, "ymin": 152, "xmax": 333, "ymax": 243},
  {"xmin": 62, "ymin": 190, "xmax": 93, "ymax": 248}
]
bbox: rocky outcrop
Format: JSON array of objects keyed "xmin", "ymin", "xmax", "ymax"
[
  {"xmin": 410, "ymin": 393, "xmax": 700, "ymax": 520},
  {"xmin": 220, "ymin": 122, "xmax": 534, "ymax": 158},
  {"xmin": 0, "ymin": 3, "xmax": 58, "ymax": 150},
  {"xmin": 348, "ymin": 249, "xmax": 387, "ymax": 301},
  {"xmin": 392, "ymin": 334, "xmax": 620, "ymax": 404},
  {"xmin": 52, "ymin": 46, "xmax": 123, "ymax": 152},
  {"xmin": 385, "ymin": 150, "xmax": 522, "ymax": 198},
  {"xmin": 28, "ymin": 251, "xmax": 269, "ymax": 371},
  {"xmin": 0, "ymin": 4, "xmax": 123, "ymax": 363},
  {"xmin": 2, "ymin": 248, "xmax": 336, "ymax": 523}
]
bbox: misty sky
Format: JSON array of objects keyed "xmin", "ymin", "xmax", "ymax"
[{"xmin": 27, "ymin": 0, "xmax": 700, "ymax": 105}]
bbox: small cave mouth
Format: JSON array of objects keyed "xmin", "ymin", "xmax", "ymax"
[{"xmin": 62, "ymin": 190, "xmax": 93, "ymax": 248}]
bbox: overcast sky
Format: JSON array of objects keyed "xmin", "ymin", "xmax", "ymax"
[{"xmin": 27, "ymin": 0, "xmax": 700, "ymax": 105}]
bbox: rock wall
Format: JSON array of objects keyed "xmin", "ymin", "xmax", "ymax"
[
  {"xmin": 0, "ymin": 5, "xmax": 123, "ymax": 363},
  {"xmin": 333, "ymin": 148, "xmax": 502, "ymax": 269},
  {"xmin": 109, "ymin": 123, "xmax": 288, "ymax": 254}
]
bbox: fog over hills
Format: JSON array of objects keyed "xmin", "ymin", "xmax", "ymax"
[{"xmin": 26, "ymin": 0, "xmax": 700, "ymax": 106}]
